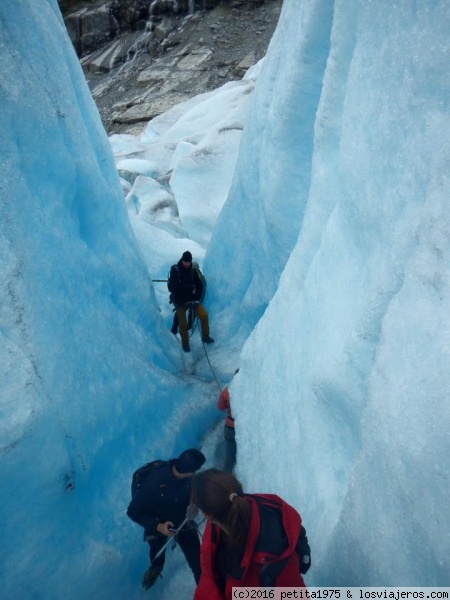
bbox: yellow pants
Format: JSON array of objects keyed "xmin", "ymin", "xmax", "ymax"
[{"xmin": 176, "ymin": 304, "xmax": 210, "ymax": 345}]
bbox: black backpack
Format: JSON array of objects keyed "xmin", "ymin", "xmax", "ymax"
[
  {"xmin": 130, "ymin": 459, "xmax": 167, "ymax": 499},
  {"xmin": 220, "ymin": 495, "xmax": 311, "ymax": 585}
]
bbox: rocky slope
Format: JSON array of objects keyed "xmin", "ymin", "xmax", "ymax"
[{"xmin": 65, "ymin": 0, "xmax": 283, "ymax": 134}]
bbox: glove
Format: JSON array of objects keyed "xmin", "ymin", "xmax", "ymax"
[
  {"xmin": 296, "ymin": 526, "xmax": 311, "ymax": 574},
  {"xmin": 300, "ymin": 553, "xmax": 311, "ymax": 574}
]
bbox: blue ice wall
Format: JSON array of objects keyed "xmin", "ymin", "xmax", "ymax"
[
  {"xmin": 0, "ymin": 2, "xmax": 201, "ymax": 597},
  {"xmin": 223, "ymin": 0, "xmax": 450, "ymax": 586},
  {"xmin": 205, "ymin": 0, "xmax": 336, "ymax": 341}
]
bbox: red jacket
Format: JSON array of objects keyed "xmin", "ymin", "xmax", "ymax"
[
  {"xmin": 217, "ymin": 387, "xmax": 234, "ymax": 428},
  {"xmin": 194, "ymin": 494, "xmax": 306, "ymax": 599}
]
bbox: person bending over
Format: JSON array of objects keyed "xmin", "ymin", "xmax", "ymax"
[{"xmin": 127, "ymin": 449, "xmax": 206, "ymax": 589}]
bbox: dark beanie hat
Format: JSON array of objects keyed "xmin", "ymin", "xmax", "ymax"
[
  {"xmin": 181, "ymin": 251, "xmax": 192, "ymax": 262},
  {"xmin": 175, "ymin": 449, "xmax": 206, "ymax": 474}
]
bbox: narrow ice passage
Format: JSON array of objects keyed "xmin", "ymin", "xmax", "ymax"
[{"xmin": 2, "ymin": 0, "xmax": 450, "ymax": 597}]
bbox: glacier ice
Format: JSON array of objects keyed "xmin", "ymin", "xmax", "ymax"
[{"xmin": 1, "ymin": 0, "xmax": 450, "ymax": 597}]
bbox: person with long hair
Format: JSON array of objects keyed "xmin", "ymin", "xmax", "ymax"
[{"xmin": 191, "ymin": 469, "xmax": 310, "ymax": 598}]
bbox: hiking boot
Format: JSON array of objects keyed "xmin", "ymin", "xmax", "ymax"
[
  {"xmin": 202, "ymin": 336, "xmax": 214, "ymax": 344},
  {"xmin": 170, "ymin": 325, "xmax": 178, "ymax": 335},
  {"xmin": 142, "ymin": 565, "xmax": 162, "ymax": 590},
  {"xmin": 182, "ymin": 341, "xmax": 190, "ymax": 352}
]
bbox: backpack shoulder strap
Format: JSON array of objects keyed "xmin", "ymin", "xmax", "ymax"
[
  {"xmin": 168, "ymin": 264, "xmax": 180, "ymax": 292},
  {"xmin": 192, "ymin": 262, "xmax": 202, "ymax": 278}
]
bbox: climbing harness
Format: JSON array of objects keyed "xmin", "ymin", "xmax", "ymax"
[{"xmin": 184, "ymin": 300, "xmax": 200, "ymax": 338}]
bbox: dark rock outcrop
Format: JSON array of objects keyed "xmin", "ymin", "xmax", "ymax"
[
  {"xmin": 65, "ymin": 0, "xmax": 282, "ymax": 134},
  {"xmin": 63, "ymin": 0, "xmax": 228, "ymax": 56}
]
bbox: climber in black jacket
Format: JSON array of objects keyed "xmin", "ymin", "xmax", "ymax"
[
  {"xmin": 168, "ymin": 250, "xmax": 214, "ymax": 352},
  {"xmin": 127, "ymin": 448, "xmax": 206, "ymax": 590}
]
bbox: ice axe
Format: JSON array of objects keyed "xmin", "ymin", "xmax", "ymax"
[{"xmin": 151, "ymin": 517, "xmax": 189, "ymax": 563}]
